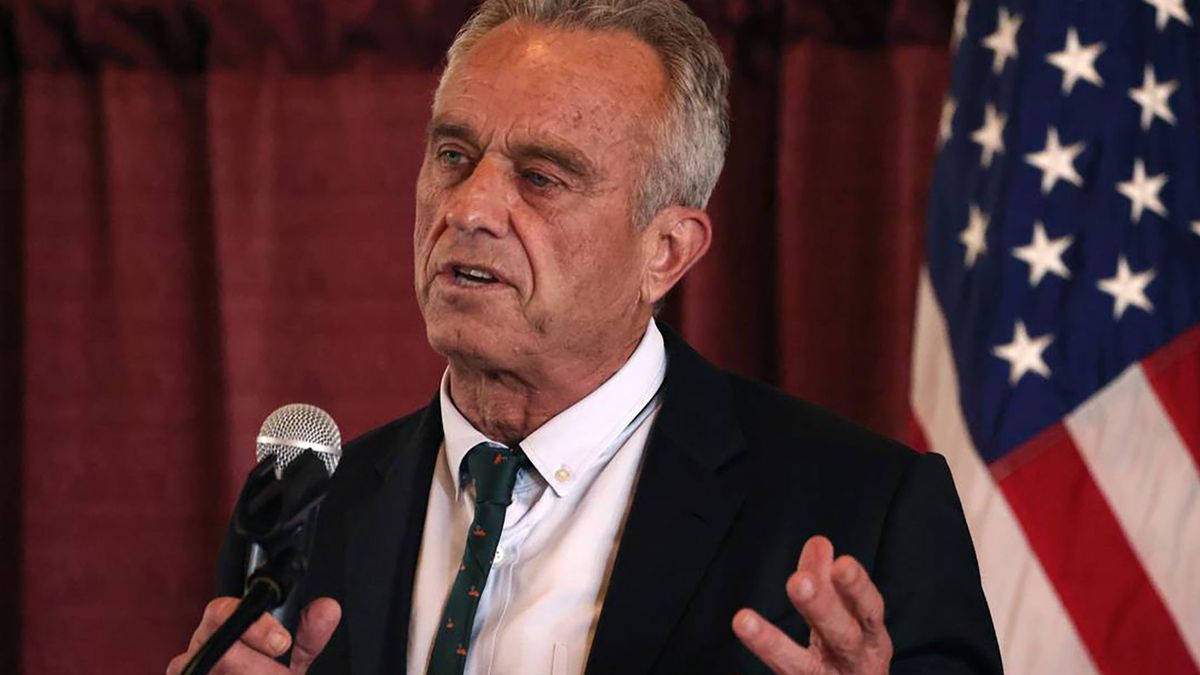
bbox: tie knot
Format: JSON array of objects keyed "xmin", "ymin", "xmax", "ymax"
[{"xmin": 466, "ymin": 443, "xmax": 527, "ymax": 505}]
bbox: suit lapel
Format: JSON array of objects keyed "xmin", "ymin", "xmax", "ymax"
[
  {"xmin": 586, "ymin": 324, "xmax": 749, "ymax": 675},
  {"xmin": 344, "ymin": 401, "xmax": 442, "ymax": 674}
]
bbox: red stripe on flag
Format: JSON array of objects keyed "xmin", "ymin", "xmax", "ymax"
[
  {"xmin": 1141, "ymin": 323, "xmax": 1200, "ymax": 471},
  {"xmin": 996, "ymin": 423, "xmax": 1198, "ymax": 675}
]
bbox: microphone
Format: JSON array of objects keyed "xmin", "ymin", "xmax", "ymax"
[
  {"xmin": 182, "ymin": 404, "xmax": 342, "ymax": 675},
  {"xmin": 255, "ymin": 403, "xmax": 342, "ymax": 479},
  {"xmin": 246, "ymin": 404, "xmax": 342, "ymax": 633}
]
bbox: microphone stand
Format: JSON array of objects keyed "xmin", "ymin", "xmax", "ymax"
[{"xmin": 181, "ymin": 452, "xmax": 331, "ymax": 675}]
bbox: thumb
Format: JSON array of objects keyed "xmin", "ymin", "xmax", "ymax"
[{"xmin": 289, "ymin": 598, "xmax": 342, "ymax": 674}]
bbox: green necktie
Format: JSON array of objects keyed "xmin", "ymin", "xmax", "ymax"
[{"xmin": 427, "ymin": 442, "xmax": 529, "ymax": 674}]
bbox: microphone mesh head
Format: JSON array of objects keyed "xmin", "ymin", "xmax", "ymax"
[{"xmin": 255, "ymin": 403, "xmax": 342, "ymax": 477}]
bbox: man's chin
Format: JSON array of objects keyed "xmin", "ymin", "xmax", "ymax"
[{"xmin": 425, "ymin": 316, "xmax": 517, "ymax": 367}]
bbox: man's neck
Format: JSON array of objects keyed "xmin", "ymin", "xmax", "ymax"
[{"xmin": 446, "ymin": 330, "xmax": 646, "ymax": 445}]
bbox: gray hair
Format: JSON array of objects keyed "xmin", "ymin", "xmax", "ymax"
[{"xmin": 439, "ymin": 0, "xmax": 731, "ymax": 225}]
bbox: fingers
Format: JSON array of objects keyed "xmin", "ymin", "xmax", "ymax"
[
  {"xmin": 796, "ymin": 534, "xmax": 832, "ymax": 573},
  {"xmin": 236, "ymin": 609, "xmax": 293, "ymax": 657},
  {"xmin": 193, "ymin": 597, "xmax": 293, "ymax": 656},
  {"xmin": 186, "ymin": 598, "xmax": 238, "ymax": 653},
  {"xmin": 165, "ymin": 597, "xmax": 292, "ymax": 675},
  {"xmin": 733, "ymin": 535, "xmax": 890, "ymax": 669},
  {"xmin": 732, "ymin": 609, "xmax": 822, "ymax": 675},
  {"xmin": 290, "ymin": 598, "xmax": 342, "ymax": 674},
  {"xmin": 166, "ymin": 641, "xmax": 291, "ymax": 675},
  {"xmin": 789, "ymin": 537, "xmax": 863, "ymax": 655},
  {"xmin": 830, "ymin": 555, "xmax": 887, "ymax": 643}
]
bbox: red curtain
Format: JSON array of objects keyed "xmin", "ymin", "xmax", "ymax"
[{"xmin": 1, "ymin": 1, "xmax": 952, "ymax": 672}]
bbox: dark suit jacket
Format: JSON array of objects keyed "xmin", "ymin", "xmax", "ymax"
[{"xmin": 218, "ymin": 324, "xmax": 1003, "ymax": 674}]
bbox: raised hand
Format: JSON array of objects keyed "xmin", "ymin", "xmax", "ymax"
[
  {"xmin": 733, "ymin": 536, "xmax": 891, "ymax": 674},
  {"xmin": 166, "ymin": 597, "xmax": 341, "ymax": 675}
]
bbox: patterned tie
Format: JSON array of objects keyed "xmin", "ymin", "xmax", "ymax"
[{"xmin": 426, "ymin": 442, "xmax": 529, "ymax": 675}]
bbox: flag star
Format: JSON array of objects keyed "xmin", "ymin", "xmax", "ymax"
[
  {"xmin": 952, "ymin": 0, "xmax": 971, "ymax": 52},
  {"xmin": 982, "ymin": 7, "xmax": 1023, "ymax": 74},
  {"xmin": 1116, "ymin": 159, "xmax": 1169, "ymax": 223},
  {"xmin": 1045, "ymin": 28, "xmax": 1105, "ymax": 94},
  {"xmin": 1142, "ymin": 0, "xmax": 1192, "ymax": 30},
  {"xmin": 1098, "ymin": 257, "xmax": 1156, "ymax": 319},
  {"xmin": 971, "ymin": 104, "xmax": 1007, "ymax": 168},
  {"xmin": 993, "ymin": 320, "xmax": 1054, "ymax": 385},
  {"xmin": 1025, "ymin": 127, "xmax": 1085, "ymax": 194},
  {"xmin": 939, "ymin": 97, "xmax": 957, "ymax": 147},
  {"xmin": 1193, "ymin": 221, "xmax": 1200, "ymax": 237},
  {"xmin": 1129, "ymin": 65, "xmax": 1178, "ymax": 130},
  {"xmin": 1013, "ymin": 222, "xmax": 1073, "ymax": 286},
  {"xmin": 960, "ymin": 205, "xmax": 989, "ymax": 268}
]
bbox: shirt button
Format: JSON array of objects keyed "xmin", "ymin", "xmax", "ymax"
[
  {"xmin": 554, "ymin": 467, "xmax": 572, "ymax": 483},
  {"xmin": 493, "ymin": 547, "xmax": 506, "ymax": 564}
]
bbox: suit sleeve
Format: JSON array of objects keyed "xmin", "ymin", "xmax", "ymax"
[
  {"xmin": 874, "ymin": 452, "xmax": 1004, "ymax": 674},
  {"xmin": 214, "ymin": 516, "xmax": 248, "ymax": 597}
]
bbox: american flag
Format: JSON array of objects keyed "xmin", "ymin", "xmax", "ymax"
[{"xmin": 909, "ymin": 0, "xmax": 1200, "ymax": 673}]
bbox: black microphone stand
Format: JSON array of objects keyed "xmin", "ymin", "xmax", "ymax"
[{"xmin": 181, "ymin": 451, "xmax": 331, "ymax": 675}]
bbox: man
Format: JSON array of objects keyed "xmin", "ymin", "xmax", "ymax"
[{"xmin": 168, "ymin": 1, "xmax": 1003, "ymax": 673}]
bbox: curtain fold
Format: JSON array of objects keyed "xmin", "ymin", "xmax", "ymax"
[
  {"xmin": 2, "ymin": 1, "xmax": 953, "ymax": 672},
  {"xmin": 774, "ymin": 42, "xmax": 946, "ymax": 435},
  {"xmin": 1, "ymin": 5, "xmax": 24, "ymax": 672}
]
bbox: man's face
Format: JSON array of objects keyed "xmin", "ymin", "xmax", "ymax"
[{"xmin": 414, "ymin": 21, "xmax": 669, "ymax": 376}]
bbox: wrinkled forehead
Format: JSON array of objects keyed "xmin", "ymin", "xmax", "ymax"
[{"xmin": 432, "ymin": 21, "xmax": 669, "ymax": 152}]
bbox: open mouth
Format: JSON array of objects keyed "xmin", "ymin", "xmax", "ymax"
[{"xmin": 450, "ymin": 265, "xmax": 500, "ymax": 287}]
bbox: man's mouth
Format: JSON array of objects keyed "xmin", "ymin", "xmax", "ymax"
[{"xmin": 450, "ymin": 265, "xmax": 500, "ymax": 286}]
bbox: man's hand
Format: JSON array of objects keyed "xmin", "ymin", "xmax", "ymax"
[
  {"xmin": 733, "ymin": 536, "xmax": 892, "ymax": 674},
  {"xmin": 166, "ymin": 597, "xmax": 342, "ymax": 675}
]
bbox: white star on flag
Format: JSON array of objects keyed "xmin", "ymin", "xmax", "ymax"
[
  {"xmin": 982, "ymin": 7, "xmax": 1022, "ymax": 74},
  {"xmin": 960, "ymin": 205, "xmax": 989, "ymax": 268},
  {"xmin": 971, "ymin": 103, "xmax": 1007, "ymax": 168},
  {"xmin": 1025, "ymin": 127, "xmax": 1085, "ymax": 194},
  {"xmin": 1129, "ymin": 65, "xmax": 1179, "ymax": 130},
  {"xmin": 1193, "ymin": 221, "xmax": 1200, "ymax": 237},
  {"xmin": 1142, "ymin": 0, "xmax": 1192, "ymax": 31},
  {"xmin": 953, "ymin": 0, "xmax": 970, "ymax": 52},
  {"xmin": 992, "ymin": 320, "xmax": 1054, "ymax": 385},
  {"xmin": 1097, "ymin": 257, "xmax": 1156, "ymax": 319},
  {"xmin": 1046, "ymin": 28, "xmax": 1105, "ymax": 94},
  {"xmin": 939, "ymin": 98, "xmax": 957, "ymax": 147},
  {"xmin": 1117, "ymin": 159, "xmax": 1169, "ymax": 223},
  {"xmin": 1013, "ymin": 222, "xmax": 1073, "ymax": 286}
]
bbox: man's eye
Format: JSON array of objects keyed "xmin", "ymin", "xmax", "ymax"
[
  {"xmin": 523, "ymin": 171, "xmax": 554, "ymax": 189},
  {"xmin": 438, "ymin": 149, "xmax": 467, "ymax": 165}
]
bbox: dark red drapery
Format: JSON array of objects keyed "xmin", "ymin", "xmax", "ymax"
[{"xmin": 1, "ymin": 1, "xmax": 953, "ymax": 672}]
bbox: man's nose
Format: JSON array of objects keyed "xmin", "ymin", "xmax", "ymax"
[{"xmin": 444, "ymin": 157, "xmax": 512, "ymax": 237}]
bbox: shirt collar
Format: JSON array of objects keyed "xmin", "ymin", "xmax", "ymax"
[{"xmin": 439, "ymin": 319, "xmax": 667, "ymax": 498}]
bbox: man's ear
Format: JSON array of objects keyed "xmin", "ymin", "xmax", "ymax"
[{"xmin": 640, "ymin": 205, "xmax": 713, "ymax": 306}]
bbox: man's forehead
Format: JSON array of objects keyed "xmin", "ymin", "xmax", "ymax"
[
  {"xmin": 437, "ymin": 29, "xmax": 664, "ymax": 160},
  {"xmin": 436, "ymin": 21, "xmax": 668, "ymax": 124},
  {"xmin": 461, "ymin": 20, "xmax": 666, "ymax": 78}
]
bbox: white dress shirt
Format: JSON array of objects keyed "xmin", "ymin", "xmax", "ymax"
[{"xmin": 406, "ymin": 321, "xmax": 667, "ymax": 675}]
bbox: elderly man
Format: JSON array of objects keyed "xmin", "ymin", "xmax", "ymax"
[{"xmin": 168, "ymin": 1, "xmax": 1002, "ymax": 673}]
